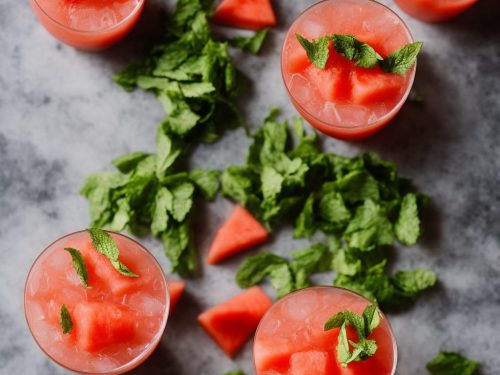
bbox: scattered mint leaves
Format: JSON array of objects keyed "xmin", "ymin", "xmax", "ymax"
[
  {"xmin": 295, "ymin": 34, "xmax": 330, "ymax": 69},
  {"xmin": 331, "ymin": 34, "xmax": 382, "ymax": 68},
  {"xmin": 63, "ymin": 247, "xmax": 90, "ymax": 287},
  {"xmin": 82, "ymin": 0, "xmax": 251, "ymax": 277},
  {"xmin": 236, "ymin": 244, "xmax": 332, "ymax": 297},
  {"xmin": 226, "ymin": 112, "xmax": 434, "ymax": 307},
  {"xmin": 427, "ymin": 351, "xmax": 478, "ymax": 375},
  {"xmin": 60, "ymin": 304, "xmax": 73, "ymax": 334},
  {"xmin": 324, "ymin": 304, "xmax": 381, "ymax": 367},
  {"xmin": 380, "ymin": 42, "xmax": 423, "ymax": 75},
  {"xmin": 224, "ymin": 371, "xmax": 246, "ymax": 375},
  {"xmin": 231, "ymin": 29, "xmax": 269, "ymax": 55},
  {"xmin": 87, "ymin": 228, "xmax": 139, "ymax": 278},
  {"xmin": 296, "ymin": 33, "xmax": 422, "ymax": 74}
]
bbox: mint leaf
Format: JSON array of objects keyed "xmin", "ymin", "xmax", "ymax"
[
  {"xmin": 269, "ymin": 263, "xmax": 295, "ymax": 298},
  {"xmin": 156, "ymin": 129, "xmax": 181, "ymax": 179},
  {"xmin": 151, "ymin": 187, "xmax": 173, "ymax": 236},
  {"xmin": 112, "ymin": 152, "xmax": 150, "ymax": 174},
  {"xmin": 294, "ymin": 194, "xmax": 317, "ymax": 238},
  {"xmin": 236, "ymin": 252, "xmax": 288, "ymax": 288},
  {"xmin": 380, "ymin": 41, "xmax": 423, "ymax": 75},
  {"xmin": 87, "ymin": 228, "xmax": 138, "ymax": 278},
  {"xmin": 224, "ymin": 371, "xmax": 246, "ymax": 375},
  {"xmin": 395, "ymin": 193, "xmax": 421, "ymax": 246},
  {"xmin": 169, "ymin": 183, "xmax": 195, "ymax": 222},
  {"xmin": 427, "ymin": 351, "xmax": 478, "ymax": 375},
  {"xmin": 362, "ymin": 304, "xmax": 380, "ymax": 336},
  {"xmin": 189, "ymin": 169, "xmax": 221, "ymax": 201},
  {"xmin": 337, "ymin": 322, "xmax": 351, "ymax": 366},
  {"xmin": 291, "ymin": 244, "xmax": 332, "ymax": 289},
  {"xmin": 344, "ymin": 200, "xmax": 394, "ymax": 251},
  {"xmin": 331, "ymin": 34, "xmax": 382, "ymax": 68},
  {"xmin": 326, "ymin": 304, "xmax": 380, "ymax": 367},
  {"xmin": 295, "ymin": 34, "xmax": 330, "ymax": 69},
  {"xmin": 63, "ymin": 248, "xmax": 90, "ymax": 287},
  {"xmin": 162, "ymin": 221, "xmax": 195, "ymax": 277},
  {"xmin": 394, "ymin": 268, "xmax": 436, "ymax": 296},
  {"xmin": 231, "ymin": 29, "xmax": 269, "ymax": 54},
  {"xmin": 60, "ymin": 305, "xmax": 73, "ymax": 334},
  {"xmin": 324, "ymin": 312, "xmax": 346, "ymax": 330},
  {"xmin": 335, "ymin": 170, "xmax": 380, "ymax": 203}
]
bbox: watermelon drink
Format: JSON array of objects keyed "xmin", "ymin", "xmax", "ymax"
[
  {"xmin": 24, "ymin": 230, "xmax": 169, "ymax": 374},
  {"xmin": 281, "ymin": 0, "xmax": 416, "ymax": 140},
  {"xmin": 394, "ymin": 0, "xmax": 479, "ymax": 23},
  {"xmin": 30, "ymin": 0, "xmax": 145, "ymax": 50},
  {"xmin": 253, "ymin": 286, "xmax": 397, "ymax": 375}
]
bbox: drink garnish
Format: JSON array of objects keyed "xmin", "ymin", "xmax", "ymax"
[
  {"xmin": 296, "ymin": 33, "xmax": 422, "ymax": 75},
  {"xmin": 63, "ymin": 247, "xmax": 90, "ymax": 287},
  {"xmin": 87, "ymin": 228, "xmax": 139, "ymax": 278},
  {"xmin": 60, "ymin": 304, "xmax": 73, "ymax": 334},
  {"xmin": 426, "ymin": 351, "xmax": 479, "ymax": 375},
  {"xmin": 324, "ymin": 304, "xmax": 381, "ymax": 367}
]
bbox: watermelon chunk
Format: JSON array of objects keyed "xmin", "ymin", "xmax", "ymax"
[
  {"xmin": 285, "ymin": 38, "xmax": 311, "ymax": 74},
  {"xmin": 207, "ymin": 205, "xmax": 269, "ymax": 265},
  {"xmin": 79, "ymin": 240, "xmax": 141, "ymax": 296},
  {"xmin": 290, "ymin": 351, "xmax": 338, "ymax": 375},
  {"xmin": 168, "ymin": 280, "xmax": 185, "ymax": 315},
  {"xmin": 254, "ymin": 337, "xmax": 298, "ymax": 373},
  {"xmin": 304, "ymin": 59, "xmax": 351, "ymax": 103},
  {"xmin": 212, "ymin": 0, "xmax": 277, "ymax": 31},
  {"xmin": 72, "ymin": 302, "xmax": 135, "ymax": 351},
  {"xmin": 350, "ymin": 68, "xmax": 404, "ymax": 105},
  {"xmin": 198, "ymin": 286, "xmax": 273, "ymax": 357}
]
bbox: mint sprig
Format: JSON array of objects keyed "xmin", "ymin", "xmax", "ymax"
[
  {"xmin": 231, "ymin": 29, "xmax": 269, "ymax": 55},
  {"xmin": 296, "ymin": 34, "xmax": 330, "ymax": 69},
  {"xmin": 324, "ymin": 304, "xmax": 381, "ymax": 367},
  {"xmin": 63, "ymin": 247, "xmax": 90, "ymax": 287},
  {"xmin": 380, "ymin": 42, "xmax": 423, "ymax": 75},
  {"xmin": 331, "ymin": 34, "xmax": 382, "ymax": 68},
  {"xmin": 296, "ymin": 33, "xmax": 422, "ymax": 75},
  {"xmin": 87, "ymin": 228, "xmax": 139, "ymax": 278},
  {"xmin": 427, "ymin": 351, "xmax": 479, "ymax": 375},
  {"xmin": 60, "ymin": 304, "xmax": 73, "ymax": 334}
]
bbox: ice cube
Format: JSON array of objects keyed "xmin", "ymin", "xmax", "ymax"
[
  {"xmin": 281, "ymin": 289, "xmax": 320, "ymax": 322},
  {"xmin": 27, "ymin": 302, "xmax": 46, "ymax": 321},
  {"xmin": 128, "ymin": 293, "xmax": 165, "ymax": 317}
]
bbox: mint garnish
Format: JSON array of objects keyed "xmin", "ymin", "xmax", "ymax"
[
  {"xmin": 296, "ymin": 34, "xmax": 330, "ymax": 69},
  {"xmin": 87, "ymin": 228, "xmax": 138, "ymax": 278},
  {"xmin": 63, "ymin": 247, "xmax": 90, "ymax": 287},
  {"xmin": 427, "ymin": 351, "xmax": 479, "ymax": 375},
  {"xmin": 380, "ymin": 42, "xmax": 423, "ymax": 75},
  {"xmin": 60, "ymin": 304, "xmax": 73, "ymax": 334},
  {"xmin": 324, "ymin": 304, "xmax": 381, "ymax": 367}
]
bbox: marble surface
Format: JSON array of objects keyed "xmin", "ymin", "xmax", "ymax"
[{"xmin": 1, "ymin": 0, "xmax": 500, "ymax": 374}]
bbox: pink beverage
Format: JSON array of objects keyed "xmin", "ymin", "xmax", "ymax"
[
  {"xmin": 254, "ymin": 287, "xmax": 397, "ymax": 375},
  {"xmin": 24, "ymin": 230, "xmax": 169, "ymax": 374},
  {"xmin": 281, "ymin": 0, "xmax": 415, "ymax": 140},
  {"xmin": 394, "ymin": 0, "xmax": 479, "ymax": 23},
  {"xmin": 30, "ymin": 0, "xmax": 145, "ymax": 50}
]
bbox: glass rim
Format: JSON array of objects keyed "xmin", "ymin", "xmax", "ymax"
[
  {"xmin": 24, "ymin": 229, "xmax": 170, "ymax": 375},
  {"xmin": 31, "ymin": 0, "xmax": 145, "ymax": 35},
  {"xmin": 280, "ymin": 0, "xmax": 416, "ymax": 131},
  {"xmin": 253, "ymin": 285, "xmax": 398, "ymax": 375}
]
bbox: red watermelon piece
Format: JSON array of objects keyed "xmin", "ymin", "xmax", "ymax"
[
  {"xmin": 350, "ymin": 67, "xmax": 404, "ymax": 105},
  {"xmin": 72, "ymin": 302, "xmax": 135, "ymax": 352},
  {"xmin": 198, "ymin": 286, "xmax": 273, "ymax": 357},
  {"xmin": 207, "ymin": 205, "xmax": 269, "ymax": 265},
  {"xmin": 254, "ymin": 337, "xmax": 299, "ymax": 373},
  {"xmin": 290, "ymin": 351, "xmax": 338, "ymax": 375},
  {"xmin": 212, "ymin": 0, "xmax": 277, "ymax": 31},
  {"xmin": 79, "ymin": 240, "xmax": 141, "ymax": 296},
  {"xmin": 285, "ymin": 38, "xmax": 311, "ymax": 74},
  {"xmin": 168, "ymin": 280, "xmax": 185, "ymax": 315}
]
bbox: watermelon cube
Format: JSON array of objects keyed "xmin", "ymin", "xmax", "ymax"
[
  {"xmin": 350, "ymin": 68, "xmax": 404, "ymax": 105},
  {"xmin": 72, "ymin": 302, "xmax": 135, "ymax": 352}
]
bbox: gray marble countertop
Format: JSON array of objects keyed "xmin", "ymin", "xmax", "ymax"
[{"xmin": 1, "ymin": 0, "xmax": 500, "ymax": 374}]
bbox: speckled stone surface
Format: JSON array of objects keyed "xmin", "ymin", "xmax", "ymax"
[{"xmin": 1, "ymin": 0, "xmax": 500, "ymax": 374}]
